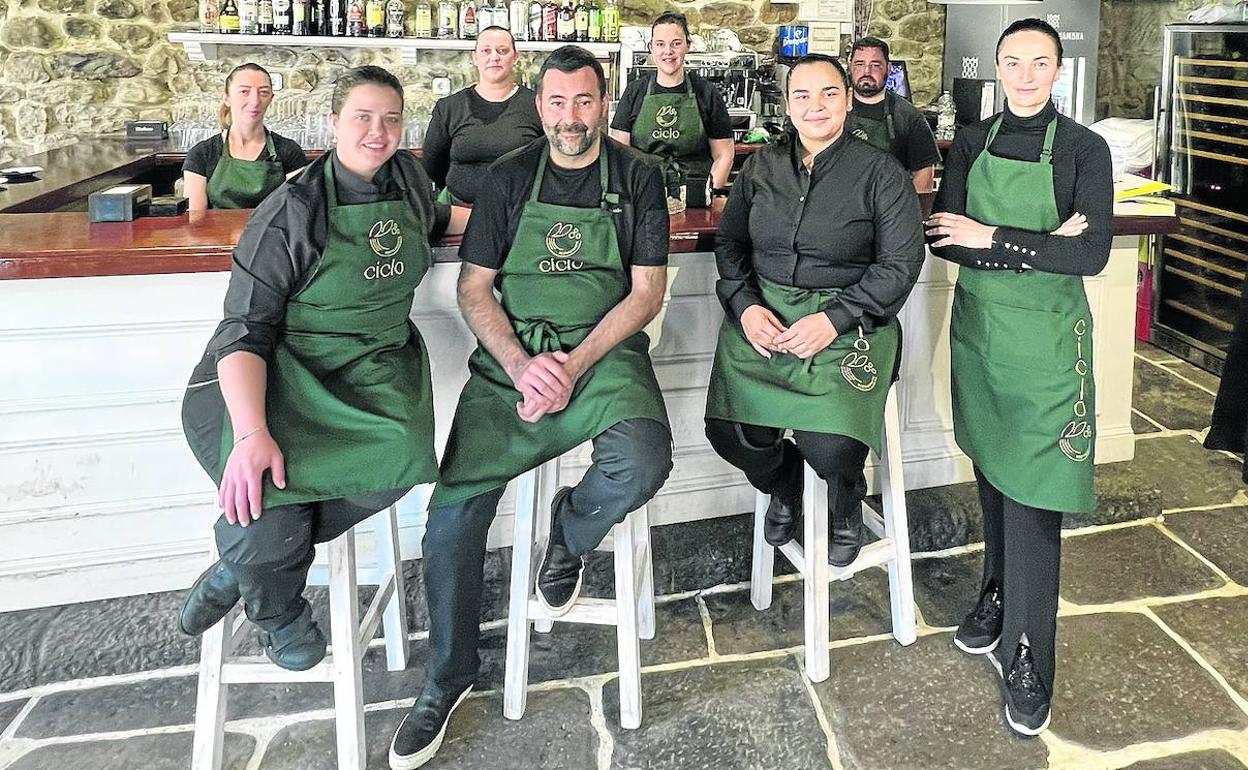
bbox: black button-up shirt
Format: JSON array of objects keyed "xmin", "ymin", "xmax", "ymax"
[{"xmin": 714, "ymin": 130, "xmax": 926, "ymax": 333}]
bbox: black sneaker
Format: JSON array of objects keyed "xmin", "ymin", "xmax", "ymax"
[
  {"xmin": 763, "ymin": 489, "xmax": 802, "ymax": 546},
  {"xmin": 535, "ymin": 486, "xmax": 584, "ymax": 617},
  {"xmin": 954, "ymin": 581, "xmax": 1003, "ymax": 655},
  {"xmin": 255, "ymin": 603, "xmax": 326, "ymax": 672},
  {"xmin": 389, "ymin": 684, "xmax": 473, "ymax": 770},
  {"xmin": 1002, "ymin": 642, "xmax": 1052, "ymax": 736},
  {"xmin": 178, "ymin": 560, "xmax": 241, "ymax": 636}
]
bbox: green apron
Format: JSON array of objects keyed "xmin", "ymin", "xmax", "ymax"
[
  {"xmin": 950, "ymin": 116, "xmax": 1095, "ymax": 514},
  {"xmin": 182, "ymin": 156, "xmax": 439, "ymax": 508},
  {"xmin": 205, "ymin": 129, "xmax": 287, "ymax": 210},
  {"xmin": 432, "ymin": 145, "xmax": 670, "ymax": 505},
  {"xmin": 435, "ymin": 186, "xmax": 467, "ymax": 205},
  {"xmin": 846, "ymin": 92, "xmax": 897, "ymax": 153},
  {"xmin": 705, "ymin": 277, "xmax": 899, "ymax": 455},
  {"xmin": 630, "ymin": 74, "xmax": 711, "ymax": 179}
]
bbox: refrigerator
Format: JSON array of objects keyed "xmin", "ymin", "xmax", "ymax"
[
  {"xmin": 1152, "ymin": 24, "xmax": 1248, "ymax": 374},
  {"xmin": 941, "ymin": 0, "xmax": 1100, "ymax": 124}
]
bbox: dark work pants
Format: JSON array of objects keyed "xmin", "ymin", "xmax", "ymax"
[
  {"xmin": 974, "ymin": 467, "xmax": 1063, "ymax": 694},
  {"xmin": 214, "ymin": 487, "xmax": 409, "ymax": 632},
  {"xmin": 704, "ymin": 419, "xmax": 870, "ymax": 517},
  {"xmin": 421, "ymin": 418, "xmax": 674, "ymax": 698}
]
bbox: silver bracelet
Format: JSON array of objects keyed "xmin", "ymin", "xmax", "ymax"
[{"xmin": 233, "ymin": 426, "xmax": 267, "ymax": 446}]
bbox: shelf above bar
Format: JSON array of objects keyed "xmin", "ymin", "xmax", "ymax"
[{"xmin": 167, "ymin": 32, "xmax": 620, "ymax": 65}]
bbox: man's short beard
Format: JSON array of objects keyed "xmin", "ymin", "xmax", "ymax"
[
  {"xmin": 545, "ymin": 123, "xmax": 596, "ymax": 156},
  {"xmin": 854, "ymin": 78, "xmax": 885, "ymax": 97}
]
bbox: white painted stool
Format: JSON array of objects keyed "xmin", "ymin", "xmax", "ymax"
[
  {"xmin": 503, "ymin": 456, "xmax": 656, "ymax": 729},
  {"xmin": 750, "ymin": 384, "xmax": 917, "ymax": 683},
  {"xmin": 191, "ymin": 504, "xmax": 410, "ymax": 770}
]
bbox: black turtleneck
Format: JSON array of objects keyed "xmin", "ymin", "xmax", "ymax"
[
  {"xmin": 930, "ymin": 102, "xmax": 1113, "ymax": 276},
  {"xmin": 715, "ymin": 129, "xmax": 925, "ymax": 334}
]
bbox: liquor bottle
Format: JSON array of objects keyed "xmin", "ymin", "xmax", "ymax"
[
  {"xmin": 510, "ymin": 0, "xmax": 526, "ymax": 39},
  {"xmin": 491, "ymin": 0, "xmax": 507, "ymax": 30},
  {"xmin": 366, "ymin": 0, "xmax": 384, "ymax": 35},
  {"xmin": 258, "ymin": 0, "xmax": 273, "ymax": 33},
  {"xmin": 541, "ymin": 0, "xmax": 556, "ymax": 41},
  {"xmin": 385, "ymin": 0, "xmax": 403, "ymax": 36},
  {"xmin": 601, "ymin": 0, "xmax": 617, "ymax": 42},
  {"xmin": 528, "ymin": 0, "xmax": 542, "ymax": 40},
  {"xmin": 413, "ymin": 0, "xmax": 432, "ymax": 37},
  {"xmin": 200, "ymin": 0, "xmax": 219, "ymax": 32},
  {"xmin": 477, "ymin": 0, "xmax": 493, "ymax": 30},
  {"xmin": 436, "ymin": 0, "xmax": 456, "ymax": 38},
  {"xmin": 459, "ymin": 0, "xmax": 476, "ymax": 38},
  {"xmin": 219, "ymin": 0, "xmax": 241, "ymax": 32},
  {"xmin": 239, "ymin": 0, "xmax": 257, "ymax": 33},
  {"xmin": 272, "ymin": 0, "xmax": 292, "ymax": 33},
  {"xmin": 308, "ymin": 0, "xmax": 320, "ymax": 35},
  {"xmin": 347, "ymin": 0, "xmax": 365, "ymax": 35},
  {"xmin": 556, "ymin": 0, "xmax": 572, "ymax": 41},
  {"xmin": 586, "ymin": 0, "xmax": 600, "ymax": 41},
  {"xmin": 573, "ymin": 0, "xmax": 586, "ymax": 41},
  {"xmin": 326, "ymin": 0, "xmax": 344, "ymax": 35},
  {"xmin": 291, "ymin": 0, "xmax": 308, "ymax": 34}
]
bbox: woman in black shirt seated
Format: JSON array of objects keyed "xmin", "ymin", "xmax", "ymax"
[
  {"xmin": 421, "ymin": 26, "xmax": 543, "ymax": 204},
  {"xmin": 183, "ymin": 63, "xmax": 307, "ymax": 210},
  {"xmin": 704, "ymin": 54, "xmax": 924, "ymax": 569}
]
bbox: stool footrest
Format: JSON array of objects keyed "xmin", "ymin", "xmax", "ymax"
[
  {"xmin": 526, "ymin": 597, "xmax": 621, "ymax": 626},
  {"xmin": 222, "ymin": 658, "xmax": 335, "ymax": 684},
  {"xmin": 778, "ymin": 538, "xmax": 897, "ymax": 582}
]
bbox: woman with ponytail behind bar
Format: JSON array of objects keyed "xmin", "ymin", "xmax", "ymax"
[{"xmin": 183, "ymin": 63, "xmax": 308, "ymax": 210}]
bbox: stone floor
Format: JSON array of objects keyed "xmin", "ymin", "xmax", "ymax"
[{"xmin": 1, "ymin": 342, "xmax": 1246, "ymax": 770}]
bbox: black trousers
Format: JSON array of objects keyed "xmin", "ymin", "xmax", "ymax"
[
  {"xmin": 704, "ymin": 419, "xmax": 869, "ymax": 514},
  {"xmin": 421, "ymin": 418, "xmax": 673, "ymax": 697},
  {"xmin": 213, "ymin": 487, "xmax": 409, "ymax": 631},
  {"xmin": 974, "ymin": 467, "xmax": 1063, "ymax": 693}
]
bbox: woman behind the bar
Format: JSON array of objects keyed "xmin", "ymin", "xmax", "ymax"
[
  {"xmin": 178, "ymin": 66, "xmax": 467, "ymax": 671},
  {"xmin": 420, "ymin": 26, "xmax": 542, "ymax": 204},
  {"xmin": 183, "ymin": 63, "xmax": 307, "ymax": 211},
  {"xmin": 704, "ymin": 54, "xmax": 924, "ymax": 569},
  {"xmin": 926, "ymin": 18, "xmax": 1113, "ymax": 737}
]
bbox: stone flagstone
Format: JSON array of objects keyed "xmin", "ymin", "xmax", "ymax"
[
  {"xmin": 1163, "ymin": 507, "xmax": 1248, "ymax": 585},
  {"xmin": 1123, "ymin": 749, "xmax": 1247, "ymax": 770},
  {"xmin": 2, "ymin": 730, "xmax": 254, "ymax": 770},
  {"xmin": 1131, "ymin": 359, "xmax": 1215, "ymax": 433},
  {"xmin": 1096, "ymin": 435, "xmax": 1244, "ymax": 511},
  {"xmin": 0, "ymin": 698, "xmax": 28, "ymax": 735},
  {"xmin": 1059, "ymin": 524, "xmax": 1225, "ymax": 606},
  {"xmin": 1153, "ymin": 594, "xmax": 1248, "ymax": 701},
  {"xmin": 910, "ymin": 551, "xmax": 983, "ymax": 629}
]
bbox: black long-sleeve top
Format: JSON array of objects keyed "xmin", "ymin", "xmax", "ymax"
[
  {"xmin": 714, "ymin": 130, "xmax": 926, "ymax": 334},
  {"xmin": 930, "ymin": 102, "xmax": 1114, "ymax": 276},
  {"xmin": 420, "ymin": 85, "xmax": 543, "ymax": 203},
  {"xmin": 201, "ymin": 151, "xmax": 450, "ymax": 366}
]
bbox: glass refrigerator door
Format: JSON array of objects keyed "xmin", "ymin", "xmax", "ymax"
[{"xmin": 1156, "ymin": 26, "xmax": 1248, "ymax": 362}]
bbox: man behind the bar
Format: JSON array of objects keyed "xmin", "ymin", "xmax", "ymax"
[
  {"xmin": 844, "ymin": 37, "xmax": 941, "ymax": 193},
  {"xmin": 388, "ymin": 45, "xmax": 674, "ymax": 770}
]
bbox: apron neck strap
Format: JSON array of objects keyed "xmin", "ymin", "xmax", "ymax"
[
  {"xmin": 646, "ymin": 73, "xmax": 693, "ymax": 97},
  {"xmin": 531, "ymin": 141, "xmax": 611, "ymax": 207},
  {"xmin": 985, "ymin": 114, "xmax": 1057, "ymax": 165},
  {"xmin": 224, "ymin": 128, "xmax": 278, "ymax": 161},
  {"xmin": 324, "ymin": 154, "xmax": 339, "ymax": 210}
]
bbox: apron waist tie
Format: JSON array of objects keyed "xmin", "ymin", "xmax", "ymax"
[{"xmin": 513, "ymin": 318, "xmax": 597, "ymax": 355}]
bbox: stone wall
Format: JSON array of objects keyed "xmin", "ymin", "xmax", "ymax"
[
  {"xmin": 1096, "ymin": 0, "xmax": 1202, "ymax": 119},
  {"xmin": 0, "ymin": 0, "xmax": 943, "ymax": 163}
]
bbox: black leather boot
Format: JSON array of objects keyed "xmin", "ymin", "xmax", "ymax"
[
  {"xmin": 178, "ymin": 560, "xmax": 241, "ymax": 636},
  {"xmin": 763, "ymin": 440, "xmax": 805, "ymax": 546},
  {"xmin": 256, "ymin": 602, "xmax": 327, "ymax": 672},
  {"xmin": 828, "ymin": 479, "xmax": 863, "ymax": 568}
]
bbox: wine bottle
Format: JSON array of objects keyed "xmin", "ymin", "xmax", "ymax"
[
  {"xmin": 366, "ymin": 0, "xmax": 384, "ymax": 36},
  {"xmin": 257, "ymin": 0, "xmax": 273, "ymax": 33},
  {"xmin": 414, "ymin": 0, "xmax": 432, "ymax": 37},
  {"xmin": 219, "ymin": 0, "xmax": 241, "ymax": 32},
  {"xmin": 272, "ymin": 0, "xmax": 292, "ymax": 33},
  {"xmin": 385, "ymin": 0, "xmax": 404, "ymax": 36}
]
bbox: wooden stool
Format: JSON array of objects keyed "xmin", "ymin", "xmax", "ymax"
[
  {"xmin": 191, "ymin": 504, "xmax": 409, "ymax": 770},
  {"xmin": 503, "ymin": 456, "xmax": 656, "ymax": 729},
  {"xmin": 750, "ymin": 384, "xmax": 917, "ymax": 683}
]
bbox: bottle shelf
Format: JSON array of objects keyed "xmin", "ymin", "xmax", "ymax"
[{"xmin": 168, "ymin": 31, "xmax": 619, "ymax": 65}]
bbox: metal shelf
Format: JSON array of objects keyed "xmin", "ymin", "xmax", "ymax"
[{"xmin": 168, "ymin": 32, "xmax": 620, "ymax": 65}]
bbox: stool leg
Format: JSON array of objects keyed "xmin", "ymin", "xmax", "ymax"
[
  {"xmin": 328, "ymin": 531, "xmax": 366, "ymax": 770},
  {"xmin": 191, "ymin": 604, "xmax": 233, "ymax": 770},
  {"xmin": 634, "ymin": 504, "xmax": 656, "ymax": 641},
  {"xmin": 750, "ymin": 491, "xmax": 774, "ymax": 611},
  {"xmin": 803, "ymin": 464, "xmax": 831, "ymax": 683},
  {"xmin": 881, "ymin": 387, "xmax": 917, "ymax": 646},
  {"xmin": 375, "ymin": 504, "xmax": 410, "ymax": 671},
  {"xmin": 504, "ymin": 470, "xmax": 540, "ymax": 720},
  {"xmin": 613, "ymin": 517, "xmax": 643, "ymax": 729},
  {"xmin": 533, "ymin": 460, "xmax": 560, "ymax": 635}
]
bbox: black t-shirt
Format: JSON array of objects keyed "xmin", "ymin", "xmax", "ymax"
[
  {"xmin": 930, "ymin": 102, "xmax": 1113, "ymax": 276},
  {"xmin": 421, "ymin": 85, "xmax": 544, "ymax": 204},
  {"xmin": 199, "ymin": 151, "xmax": 450, "ymax": 366},
  {"xmin": 715, "ymin": 131, "xmax": 925, "ymax": 335},
  {"xmin": 610, "ymin": 72, "xmax": 734, "ymax": 141},
  {"xmin": 182, "ymin": 130, "xmax": 307, "ymax": 181},
  {"xmin": 460, "ymin": 137, "xmax": 670, "ymax": 273},
  {"xmin": 846, "ymin": 93, "xmax": 941, "ymax": 173}
]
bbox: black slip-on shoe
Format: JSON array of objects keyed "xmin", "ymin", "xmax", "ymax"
[
  {"xmin": 389, "ymin": 684, "xmax": 473, "ymax": 770},
  {"xmin": 954, "ymin": 581, "xmax": 1003, "ymax": 655},
  {"xmin": 178, "ymin": 560, "xmax": 241, "ymax": 636},
  {"xmin": 763, "ymin": 490, "xmax": 802, "ymax": 547},
  {"xmin": 536, "ymin": 486, "xmax": 585, "ymax": 617},
  {"xmin": 829, "ymin": 498, "xmax": 863, "ymax": 568}
]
